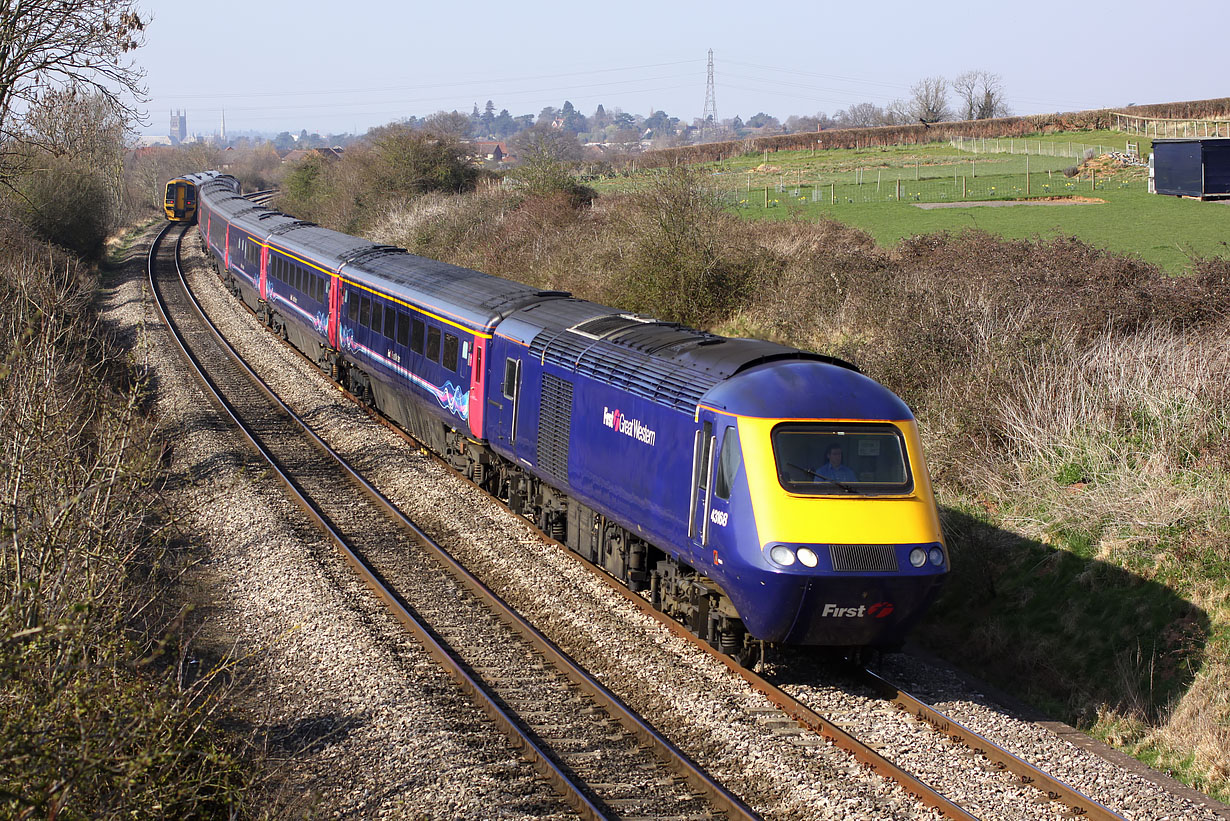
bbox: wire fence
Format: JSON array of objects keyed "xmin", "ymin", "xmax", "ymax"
[
  {"xmin": 706, "ymin": 153, "xmax": 1136, "ymax": 207},
  {"xmin": 1115, "ymin": 113, "xmax": 1230, "ymax": 139},
  {"xmin": 718, "ymin": 170, "xmax": 1128, "ymax": 208}
]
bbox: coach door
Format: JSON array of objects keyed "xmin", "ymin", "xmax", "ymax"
[
  {"xmin": 489, "ymin": 354, "xmax": 521, "ymax": 451},
  {"xmin": 259, "ymin": 245, "xmax": 269, "ymax": 300},
  {"xmin": 689, "ymin": 416, "xmax": 717, "ymax": 556}
]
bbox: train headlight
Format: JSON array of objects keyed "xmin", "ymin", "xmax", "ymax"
[
  {"xmin": 769, "ymin": 545, "xmax": 797, "ymax": 566},
  {"xmin": 908, "ymin": 547, "xmax": 927, "ymax": 568},
  {"xmin": 929, "ymin": 546, "xmax": 945, "ymax": 566},
  {"xmin": 796, "ymin": 547, "xmax": 819, "ymax": 568}
]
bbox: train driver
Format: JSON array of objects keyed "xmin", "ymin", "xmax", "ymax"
[{"xmin": 817, "ymin": 444, "xmax": 857, "ymax": 482}]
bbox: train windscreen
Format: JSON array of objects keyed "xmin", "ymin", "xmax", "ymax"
[{"xmin": 771, "ymin": 423, "xmax": 912, "ymax": 495}]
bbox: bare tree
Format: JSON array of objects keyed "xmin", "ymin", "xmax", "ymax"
[
  {"xmin": 885, "ymin": 98, "xmax": 912, "ymax": 125},
  {"xmin": 909, "ymin": 76, "xmax": 951, "ymax": 124},
  {"xmin": 953, "ymin": 70, "xmax": 1010, "ymax": 120},
  {"xmin": 422, "ymin": 110, "xmax": 472, "ymax": 139},
  {"xmin": 0, "ymin": 0, "xmax": 146, "ymax": 152},
  {"xmin": 835, "ymin": 102, "xmax": 888, "ymax": 129}
]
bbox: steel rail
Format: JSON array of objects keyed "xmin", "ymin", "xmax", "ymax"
[
  {"xmin": 151, "ymin": 221, "xmax": 761, "ymax": 821},
  {"xmin": 519, "ymin": 520, "xmax": 1136, "ymax": 821},
  {"xmin": 148, "ymin": 222, "xmax": 603, "ymax": 820},
  {"xmin": 858, "ymin": 669, "xmax": 1130, "ymax": 821}
]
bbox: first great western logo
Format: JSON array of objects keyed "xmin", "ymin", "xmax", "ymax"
[{"xmin": 602, "ymin": 407, "xmax": 657, "ymax": 447}]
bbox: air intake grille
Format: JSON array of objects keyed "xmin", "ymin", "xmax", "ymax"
[
  {"xmin": 537, "ymin": 374, "xmax": 573, "ymax": 482},
  {"xmin": 829, "ymin": 544, "xmax": 899, "ymax": 572}
]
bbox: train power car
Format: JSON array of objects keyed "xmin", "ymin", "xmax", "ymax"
[
  {"xmin": 164, "ymin": 171, "xmax": 228, "ymax": 223},
  {"xmin": 193, "ymin": 172, "xmax": 948, "ymax": 660}
]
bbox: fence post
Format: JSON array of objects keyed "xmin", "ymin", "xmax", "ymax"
[
  {"xmin": 962, "ymin": 176, "xmax": 967, "ymax": 198},
  {"xmin": 896, "ymin": 179, "xmax": 901, "ymax": 200},
  {"xmin": 1025, "ymin": 155, "xmax": 1030, "ymax": 196},
  {"xmin": 831, "ymin": 183, "xmax": 836, "ymax": 204}
]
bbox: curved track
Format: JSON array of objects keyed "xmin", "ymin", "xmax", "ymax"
[{"xmin": 149, "ymin": 221, "xmax": 761, "ymax": 821}]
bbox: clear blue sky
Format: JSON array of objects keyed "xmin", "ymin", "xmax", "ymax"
[{"xmin": 132, "ymin": 0, "xmax": 1228, "ymax": 137}]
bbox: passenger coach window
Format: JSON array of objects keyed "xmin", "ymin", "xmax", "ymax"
[
  {"xmin": 347, "ymin": 291, "xmax": 359, "ymax": 322},
  {"xmin": 426, "ymin": 326, "xmax": 441, "ymax": 362},
  {"xmin": 396, "ymin": 311, "xmax": 409, "ymax": 347},
  {"xmin": 371, "ymin": 301, "xmax": 382, "ymax": 333},
  {"xmin": 383, "ymin": 304, "xmax": 397, "ymax": 339},
  {"xmin": 410, "ymin": 319, "xmax": 425, "ymax": 354},
  {"xmin": 359, "ymin": 296, "xmax": 371, "ymax": 328},
  {"xmin": 442, "ymin": 333, "xmax": 458, "ymax": 372}
]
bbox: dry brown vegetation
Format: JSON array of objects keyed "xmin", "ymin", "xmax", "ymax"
[{"xmin": 0, "ymin": 219, "xmax": 264, "ymax": 816}]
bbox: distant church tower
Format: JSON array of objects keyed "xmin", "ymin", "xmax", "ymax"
[{"xmin": 169, "ymin": 109, "xmax": 187, "ymax": 144}]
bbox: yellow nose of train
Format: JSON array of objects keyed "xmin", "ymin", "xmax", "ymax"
[{"xmin": 696, "ymin": 361, "xmax": 946, "ymax": 646}]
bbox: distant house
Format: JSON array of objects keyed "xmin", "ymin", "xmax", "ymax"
[
  {"xmin": 136, "ymin": 135, "xmax": 174, "ymax": 148},
  {"xmin": 281, "ymin": 147, "xmax": 344, "ymax": 164},
  {"xmin": 471, "ymin": 141, "xmax": 513, "ymax": 163}
]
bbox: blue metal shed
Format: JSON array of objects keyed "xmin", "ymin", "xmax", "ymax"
[{"xmin": 1152, "ymin": 137, "xmax": 1230, "ymax": 198}]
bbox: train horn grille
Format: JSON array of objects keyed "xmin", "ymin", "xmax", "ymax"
[{"xmin": 828, "ymin": 544, "xmax": 899, "ymax": 572}]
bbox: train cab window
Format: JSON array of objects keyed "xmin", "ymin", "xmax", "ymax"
[
  {"xmin": 359, "ymin": 296, "xmax": 371, "ymax": 328},
  {"xmin": 395, "ymin": 311, "xmax": 409, "ymax": 347},
  {"xmin": 771, "ymin": 423, "xmax": 913, "ymax": 495},
  {"xmin": 426, "ymin": 326, "xmax": 441, "ymax": 362},
  {"xmin": 442, "ymin": 333, "xmax": 458, "ymax": 372},
  {"xmin": 410, "ymin": 318, "xmax": 425, "ymax": 354},
  {"xmin": 714, "ymin": 426, "xmax": 742, "ymax": 500},
  {"xmin": 383, "ymin": 303, "xmax": 397, "ymax": 339}
]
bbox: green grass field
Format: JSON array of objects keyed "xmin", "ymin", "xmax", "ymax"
[
  {"xmin": 596, "ymin": 130, "xmax": 1229, "ymax": 273},
  {"xmin": 751, "ymin": 184, "xmax": 1227, "ymax": 275}
]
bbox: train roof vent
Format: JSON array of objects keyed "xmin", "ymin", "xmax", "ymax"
[
  {"xmin": 569, "ymin": 313, "xmax": 652, "ymax": 340},
  {"xmin": 338, "ymin": 244, "xmax": 408, "ymax": 267},
  {"xmin": 268, "ymin": 220, "xmax": 318, "ymax": 235},
  {"xmin": 256, "ymin": 211, "xmax": 288, "ymax": 220}
]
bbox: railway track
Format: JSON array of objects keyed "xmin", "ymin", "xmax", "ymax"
[
  {"xmin": 149, "ymin": 221, "xmax": 759, "ymax": 821},
  {"xmin": 157, "ymin": 218, "xmax": 1215, "ymax": 821}
]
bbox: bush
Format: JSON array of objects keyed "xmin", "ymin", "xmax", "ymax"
[
  {"xmin": 0, "ymin": 222, "xmax": 257, "ymax": 817},
  {"xmin": 15, "ymin": 155, "xmax": 117, "ymax": 257}
]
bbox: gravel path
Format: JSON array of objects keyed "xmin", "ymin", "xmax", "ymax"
[{"xmin": 97, "ymin": 221, "xmax": 1229, "ymax": 820}]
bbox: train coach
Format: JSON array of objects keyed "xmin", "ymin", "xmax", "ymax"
[{"xmin": 193, "ymin": 172, "xmax": 948, "ymax": 660}]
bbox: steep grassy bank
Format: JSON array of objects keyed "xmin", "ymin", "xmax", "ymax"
[{"xmin": 0, "ymin": 220, "xmax": 266, "ymax": 817}]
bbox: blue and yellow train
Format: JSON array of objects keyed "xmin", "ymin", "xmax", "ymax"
[{"xmin": 193, "ymin": 172, "xmax": 947, "ymax": 658}]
